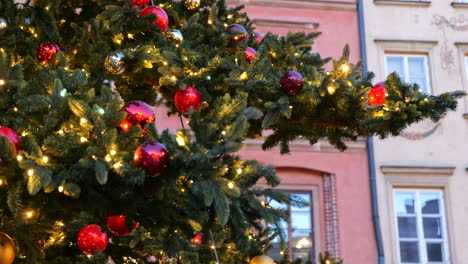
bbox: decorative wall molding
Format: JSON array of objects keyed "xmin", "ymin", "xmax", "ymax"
[
  {"xmin": 323, "ymin": 174, "xmax": 340, "ymax": 258},
  {"xmin": 227, "ymin": 0, "xmax": 356, "ymax": 11},
  {"xmin": 451, "ymin": 2, "xmax": 468, "ymax": 8},
  {"xmin": 381, "ymin": 166, "xmax": 455, "ymax": 176},
  {"xmin": 373, "ymin": 0, "xmax": 431, "ymax": 7},
  {"xmin": 244, "ymin": 138, "xmax": 367, "ymax": 153},
  {"xmin": 253, "ymin": 19, "xmax": 319, "ymax": 30}
]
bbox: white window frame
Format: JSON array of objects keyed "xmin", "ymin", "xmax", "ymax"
[
  {"xmin": 393, "ymin": 189, "xmax": 450, "ymax": 264},
  {"xmin": 465, "ymin": 56, "xmax": 468, "ymax": 81},
  {"xmin": 384, "ymin": 54, "xmax": 432, "ymax": 94}
]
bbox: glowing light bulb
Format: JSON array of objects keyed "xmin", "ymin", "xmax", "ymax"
[
  {"xmin": 0, "ymin": 79, "xmax": 5, "ymax": 85},
  {"xmin": 236, "ymin": 168, "xmax": 243, "ymax": 174},
  {"xmin": 58, "ymin": 186, "xmax": 64, "ymax": 192},
  {"xmin": 228, "ymin": 182, "xmax": 234, "ymax": 189},
  {"xmin": 17, "ymin": 155, "xmax": 23, "ymax": 162},
  {"xmin": 42, "ymin": 156, "xmax": 49, "ymax": 163},
  {"xmin": 25, "ymin": 210, "xmax": 34, "ymax": 218},
  {"xmin": 27, "ymin": 169, "xmax": 34, "ymax": 176},
  {"xmin": 80, "ymin": 118, "xmax": 87, "ymax": 124},
  {"xmin": 80, "ymin": 137, "xmax": 87, "ymax": 143},
  {"xmin": 110, "ymin": 150, "xmax": 117, "ymax": 156},
  {"xmin": 341, "ymin": 63, "xmax": 350, "ymax": 72}
]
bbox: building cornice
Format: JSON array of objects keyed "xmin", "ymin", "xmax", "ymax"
[
  {"xmin": 227, "ymin": 0, "xmax": 356, "ymax": 11},
  {"xmin": 253, "ymin": 19, "xmax": 319, "ymax": 29},
  {"xmin": 451, "ymin": 2, "xmax": 468, "ymax": 8},
  {"xmin": 381, "ymin": 166, "xmax": 455, "ymax": 176},
  {"xmin": 373, "ymin": 0, "xmax": 431, "ymax": 7},
  {"xmin": 374, "ymin": 39, "xmax": 438, "ymax": 45}
]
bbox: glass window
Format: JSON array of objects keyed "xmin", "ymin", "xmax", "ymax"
[
  {"xmin": 393, "ymin": 190, "xmax": 449, "ymax": 264},
  {"xmin": 385, "ymin": 54, "xmax": 431, "ymax": 94},
  {"xmin": 269, "ymin": 192, "xmax": 314, "ymax": 261}
]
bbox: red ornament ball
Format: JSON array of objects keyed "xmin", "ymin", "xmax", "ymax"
[
  {"xmin": 280, "ymin": 71, "xmax": 304, "ymax": 95},
  {"xmin": 77, "ymin": 225, "xmax": 108, "ymax": 255},
  {"xmin": 225, "ymin": 24, "xmax": 248, "ymax": 42},
  {"xmin": 244, "ymin": 47, "xmax": 257, "ymax": 63},
  {"xmin": 119, "ymin": 101, "xmax": 155, "ymax": 132},
  {"xmin": 174, "ymin": 86, "xmax": 202, "ymax": 114},
  {"xmin": 0, "ymin": 126, "xmax": 20, "ymax": 154},
  {"xmin": 134, "ymin": 142, "xmax": 169, "ymax": 176},
  {"xmin": 252, "ymin": 31, "xmax": 263, "ymax": 43},
  {"xmin": 191, "ymin": 233, "xmax": 203, "ymax": 245},
  {"xmin": 132, "ymin": 0, "xmax": 150, "ymax": 7},
  {"xmin": 106, "ymin": 215, "xmax": 139, "ymax": 236},
  {"xmin": 138, "ymin": 6, "xmax": 169, "ymax": 32},
  {"xmin": 368, "ymin": 82, "xmax": 387, "ymax": 106},
  {"xmin": 37, "ymin": 42, "xmax": 60, "ymax": 64}
]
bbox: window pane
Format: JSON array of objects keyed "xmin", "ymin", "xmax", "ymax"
[
  {"xmin": 408, "ymin": 57, "xmax": 429, "ymax": 93},
  {"xmin": 423, "ymin": 217, "xmax": 442, "ymax": 239},
  {"xmin": 386, "ymin": 56, "xmax": 405, "ymax": 78},
  {"xmin": 398, "ymin": 217, "xmax": 418, "ymax": 238},
  {"xmin": 269, "ymin": 199, "xmax": 289, "ymax": 242},
  {"xmin": 420, "ymin": 193, "xmax": 440, "ymax": 214},
  {"xmin": 400, "ymin": 241, "xmax": 419, "ymax": 263},
  {"xmin": 395, "ymin": 192, "xmax": 415, "ymax": 214},
  {"xmin": 291, "ymin": 193, "xmax": 313, "ymax": 260},
  {"xmin": 427, "ymin": 242, "xmax": 443, "ymax": 262},
  {"xmin": 269, "ymin": 247, "xmax": 283, "ymax": 260}
]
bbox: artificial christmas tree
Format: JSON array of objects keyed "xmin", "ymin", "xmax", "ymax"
[{"xmin": 0, "ymin": 0, "xmax": 463, "ymax": 263}]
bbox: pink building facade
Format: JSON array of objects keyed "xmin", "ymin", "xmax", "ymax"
[{"xmin": 159, "ymin": 0, "xmax": 377, "ymax": 262}]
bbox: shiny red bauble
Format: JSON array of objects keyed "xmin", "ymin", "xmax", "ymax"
[
  {"xmin": 244, "ymin": 47, "xmax": 257, "ymax": 63},
  {"xmin": 280, "ymin": 71, "xmax": 304, "ymax": 95},
  {"xmin": 174, "ymin": 86, "xmax": 202, "ymax": 114},
  {"xmin": 37, "ymin": 42, "xmax": 60, "ymax": 64},
  {"xmin": 225, "ymin": 24, "xmax": 248, "ymax": 42},
  {"xmin": 106, "ymin": 215, "xmax": 139, "ymax": 236},
  {"xmin": 253, "ymin": 31, "xmax": 263, "ymax": 43},
  {"xmin": 191, "ymin": 233, "xmax": 203, "ymax": 245},
  {"xmin": 132, "ymin": 0, "xmax": 150, "ymax": 7},
  {"xmin": 0, "ymin": 127, "xmax": 20, "ymax": 153},
  {"xmin": 368, "ymin": 82, "xmax": 387, "ymax": 106},
  {"xmin": 77, "ymin": 225, "xmax": 108, "ymax": 255},
  {"xmin": 119, "ymin": 101, "xmax": 155, "ymax": 132},
  {"xmin": 134, "ymin": 142, "xmax": 169, "ymax": 176},
  {"xmin": 138, "ymin": 6, "xmax": 169, "ymax": 32}
]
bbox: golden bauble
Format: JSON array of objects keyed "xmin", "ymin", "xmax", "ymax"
[
  {"xmin": 249, "ymin": 255, "xmax": 274, "ymax": 264},
  {"xmin": 0, "ymin": 232, "xmax": 15, "ymax": 264},
  {"xmin": 104, "ymin": 51, "xmax": 126, "ymax": 75},
  {"xmin": 184, "ymin": 0, "xmax": 200, "ymax": 10}
]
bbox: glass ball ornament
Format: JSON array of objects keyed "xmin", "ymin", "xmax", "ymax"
[
  {"xmin": 132, "ymin": 0, "xmax": 150, "ymax": 7},
  {"xmin": 138, "ymin": 6, "xmax": 169, "ymax": 32},
  {"xmin": 119, "ymin": 101, "xmax": 155, "ymax": 132},
  {"xmin": 106, "ymin": 215, "xmax": 139, "ymax": 236},
  {"xmin": 166, "ymin": 29, "xmax": 183, "ymax": 43},
  {"xmin": 77, "ymin": 225, "xmax": 108, "ymax": 255},
  {"xmin": 134, "ymin": 142, "xmax": 169, "ymax": 176},
  {"xmin": 104, "ymin": 52, "xmax": 126, "ymax": 75},
  {"xmin": 252, "ymin": 31, "xmax": 263, "ymax": 43},
  {"xmin": 280, "ymin": 71, "xmax": 304, "ymax": 95},
  {"xmin": 36, "ymin": 42, "xmax": 60, "ymax": 64},
  {"xmin": 0, "ymin": 232, "xmax": 15, "ymax": 264},
  {"xmin": 184, "ymin": 0, "xmax": 200, "ymax": 10},
  {"xmin": 0, "ymin": 18, "xmax": 8, "ymax": 31},
  {"xmin": 368, "ymin": 82, "xmax": 387, "ymax": 106},
  {"xmin": 249, "ymin": 255, "xmax": 274, "ymax": 264},
  {"xmin": 244, "ymin": 47, "xmax": 257, "ymax": 63},
  {"xmin": 174, "ymin": 86, "xmax": 202, "ymax": 114},
  {"xmin": 225, "ymin": 24, "xmax": 248, "ymax": 43},
  {"xmin": 0, "ymin": 126, "xmax": 20, "ymax": 154}
]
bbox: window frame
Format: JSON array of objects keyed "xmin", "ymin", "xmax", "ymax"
[
  {"xmin": 393, "ymin": 189, "xmax": 450, "ymax": 264},
  {"xmin": 384, "ymin": 54, "xmax": 432, "ymax": 94}
]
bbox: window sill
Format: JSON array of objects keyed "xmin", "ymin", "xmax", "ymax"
[
  {"xmin": 381, "ymin": 166, "xmax": 455, "ymax": 176},
  {"xmin": 463, "ymin": 113, "xmax": 468, "ymax": 119},
  {"xmin": 374, "ymin": 0, "xmax": 431, "ymax": 7},
  {"xmin": 452, "ymin": 2, "xmax": 468, "ymax": 8}
]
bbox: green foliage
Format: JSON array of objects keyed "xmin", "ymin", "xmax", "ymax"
[{"xmin": 0, "ymin": 0, "xmax": 463, "ymax": 263}]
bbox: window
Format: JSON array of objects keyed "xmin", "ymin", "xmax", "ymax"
[
  {"xmin": 393, "ymin": 189, "xmax": 449, "ymax": 263},
  {"xmin": 269, "ymin": 192, "xmax": 314, "ymax": 261},
  {"xmin": 385, "ymin": 54, "xmax": 431, "ymax": 94}
]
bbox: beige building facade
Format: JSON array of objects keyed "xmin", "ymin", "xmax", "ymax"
[{"xmin": 363, "ymin": 1, "xmax": 468, "ymax": 263}]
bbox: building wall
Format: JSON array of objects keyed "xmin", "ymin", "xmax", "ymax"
[{"xmin": 364, "ymin": 1, "xmax": 468, "ymax": 263}]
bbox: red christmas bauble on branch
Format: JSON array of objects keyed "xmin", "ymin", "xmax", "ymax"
[
  {"xmin": 244, "ymin": 47, "xmax": 257, "ymax": 63},
  {"xmin": 368, "ymin": 82, "xmax": 387, "ymax": 106},
  {"xmin": 134, "ymin": 142, "xmax": 169, "ymax": 176},
  {"xmin": 280, "ymin": 71, "xmax": 304, "ymax": 95},
  {"xmin": 106, "ymin": 215, "xmax": 139, "ymax": 236},
  {"xmin": 252, "ymin": 31, "xmax": 263, "ymax": 43},
  {"xmin": 0, "ymin": 126, "xmax": 20, "ymax": 154},
  {"xmin": 77, "ymin": 225, "xmax": 108, "ymax": 255},
  {"xmin": 37, "ymin": 42, "xmax": 60, "ymax": 64},
  {"xmin": 119, "ymin": 101, "xmax": 155, "ymax": 132},
  {"xmin": 138, "ymin": 6, "xmax": 169, "ymax": 32},
  {"xmin": 132, "ymin": 0, "xmax": 150, "ymax": 7},
  {"xmin": 174, "ymin": 86, "xmax": 202, "ymax": 114},
  {"xmin": 225, "ymin": 24, "xmax": 248, "ymax": 42}
]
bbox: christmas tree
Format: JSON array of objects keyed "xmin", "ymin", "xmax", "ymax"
[{"xmin": 0, "ymin": 0, "xmax": 463, "ymax": 263}]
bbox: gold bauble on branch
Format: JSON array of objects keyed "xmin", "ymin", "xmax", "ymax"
[
  {"xmin": 184, "ymin": 0, "xmax": 200, "ymax": 10},
  {"xmin": 0, "ymin": 232, "xmax": 15, "ymax": 264},
  {"xmin": 249, "ymin": 255, "xmax": 274, "ymax": 264}
]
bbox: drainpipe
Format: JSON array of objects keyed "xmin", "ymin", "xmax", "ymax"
[{"xmin": 357, "ymin": 0, "xmax": 385, "ymax": 264}]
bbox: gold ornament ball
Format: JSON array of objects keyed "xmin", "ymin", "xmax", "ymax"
[
  {"xmin": 166, "ymin": 29, "xmax": 184, "ymax": 43},
  {"xmin": 0, "ymin": 232, "xmax": 15, "ymax": 264},
  {"xmin": 104, "ymin": 52, "xmax": 126, "ymax": 75},
  {"xmin": 249, "ymin": 255, "xmax": 274, "ymax": 264},
  {"xmin": 184, "ymin": 0, "xmax": 200, "ymax": 10}
]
